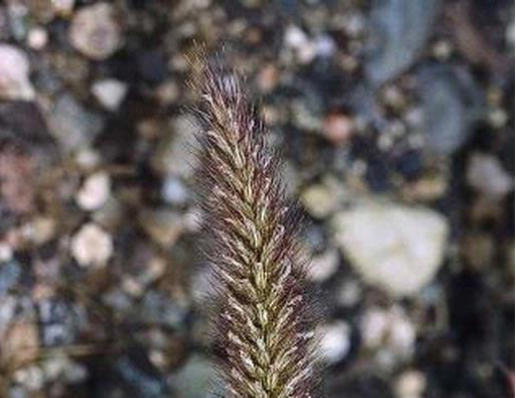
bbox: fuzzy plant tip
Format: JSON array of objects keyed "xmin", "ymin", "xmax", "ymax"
[{"xmin": 191, "ymin": 53, "xmax": 320, "ymax": 398}]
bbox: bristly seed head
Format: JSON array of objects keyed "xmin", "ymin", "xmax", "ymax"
[{"xmin": 191, "ymin": 50, "xmax": 319, "ymax": 398}]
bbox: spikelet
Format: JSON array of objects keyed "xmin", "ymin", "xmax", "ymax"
[{"xmin": 191, "ymin": 52, "xmax": 319, "ymax": 398}]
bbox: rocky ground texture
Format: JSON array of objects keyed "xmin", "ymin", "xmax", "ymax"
[{"xmin": 0, "ymin": 1, "xmax": 513, "ymax": 398}]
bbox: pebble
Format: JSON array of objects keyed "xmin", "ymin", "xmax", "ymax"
[
  {"xmin": 70, "ymin": 223, "xmax": 113, "ymax": 268},
  {"xmin": 134, "ymin": 291, "xmax": 188, "ymax": 329},
  {"xmin": 322, "ymin": 112, "xmax": 355, "ymax": 145},
  {"xmin": 75, "ymin": 171, "xmax": 111, "ymax": 211},
  {"xmin": 418, "ymin": 65, "xmax": 483, "ymax": 156},
  {"xmin": 51, "ymin": 0, "xmax": 75, "ymax": 16},
  {"xmin": 332, "ymin": 200, "xmax": 448, "ymax": 297},
  {"xmin": 284, "ymin": 24, "xmax": 309, "ymax": 49},
  {"xmin": 13, "ymin": 365, "xmax": 44, "ymax": 391},
  {"xmin": 466, "ymin": 152, "xmax": 513, "ymax": 199},
  {"xmin": 38, "ymin": 299, "xmax": 79, "ymax": 347},
  {"xmin": 336, "ymin": 279, "xmax": 362, "ymax": 307},
  {"xmin": 284, "ymin": 25, "xmax": 317, "ymax": 64},
  {"xmin": 3, "ymin": 321, "xmax": 39, "ymax": 366},
  {"xmin": 0, "ymin": 148, "xmax": 35, "ymax": 214},
  {"xmin": 69, "ymin": 3, "xmax": 121, "ymax": 60},
  {"xmin": 319, "ymin": 321, "xmax": 352, "ymax": 364},
  {"xmin": 42, "ymin": 356, "xmax": 87, "ymax": 384},
  {"xmin": 26, "ymin": 27, "xmax": 48, "ymax": 50},
  {"xmin": 170, "ymin": 355, "xmax": 220, "ymax": 398},
  {"xmin": 0, "ymin": 242, "xmax": 13, "ymax": 261},
  {"xmin": 307, "ymin": 249, "xmax": 340, "ymax": 282},
  {"xmin": 301, "ymin": 182, "xmax": 340, "ymax": 219},
  {"xmin": 361, "ymin": 306, "xmax": 416, "ymax": 365},
  {"xmin": 314, "ymin": 34, "xmax": 336, "ymax": 58},
  {"xmin": 152, "ymin": 115, "xmax": 201, "ymax": 178},
  {"xmin": 25, "ymin": 216, "xmax": 56, "ymax": 246},
  {"xmin": 256, "ymin": 64, "xmax": 281, "ymax": 93},
  {"xmin": 0, "ymin": 44, "xmax": 35, "ymax": 101},
  {"xmin": 161, "ymin": 176, "xmax": 189, "ymax": 206},
  {"xmin": 395, "ymin": 370, "xmax": 427, "ymax": 398},
  {"xmin": 365, "ymin": 0, "xmax": 439, "ymax": 85},
  {"xmin": 91, "ymin": 79, "xmax": 128, "ymax": 111},
  {"xmin": 48, "ymin": 94, "xmax": 103, "ymax": 152},
  {"xmin": 139, "ymin": 209, "xmax": 184, "ymax": 247}
]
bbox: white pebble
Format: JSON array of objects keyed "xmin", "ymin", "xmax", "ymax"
[
  {"xmin": 395, "ymin": 370, "xmax": 427, "ymax": 398},
  {"xmin": 332, "ymin": 200, "xmax": 449, "ymax": 297},
  {"xmin": 162, "ymin": 176, "xmax": 189, "ymax": 206},
  {"xmin": 52, "ymin": 0, "xmax": 75, "ymax": 15},
  {"xmin": 75, "ymin": 171, "xmax": 111, "ymax": 211},
  {"xmin": 319, "ymin": 321, "xmax": 352, "ymax": 364},
  {"xmin": 284, "ymin": 25, "xmax": 309, "ymax": 49},
  {"xmin": 307, "ymin": 249, "xmax": 340, "ymax": 282},
  {"xmin": 361, "ymin": 306, "xmax": 416, "ymax": 365},
  {"xmin": 91, "ymin": 79, "xmax": 128, "ymax": 111},
  {"xmin": 13, "ymin": 365, "xmax": 44, "ymax": 391},
  {"xmin": 0, "ymin": 44, "xmax": 35, "ymax": 101},
  {"xmin": 70, "ymin": 223, "xmax": 113, "ymax": 268},
  {"xmin": 27, "ymin": 27, "xmax": 48, "ymax": 50},
  {"xmin": 69, "ymin": 3, "xmax": 121, "ymax": 60},
  {"xmin": 314, "ymin": 35, "xmax": 336, "ymax": 58},
  {"xmin": 467, "ymin": 152, "xmax": 513, "ymax": 199},
  {"xmin": 0, "ymin": 242, "xmax": 13, "ymax": 261}
]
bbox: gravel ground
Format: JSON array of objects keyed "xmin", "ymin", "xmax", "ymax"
[{"xmin": 0, "ymin": 1, "xmax": 513, "ymax": 398}]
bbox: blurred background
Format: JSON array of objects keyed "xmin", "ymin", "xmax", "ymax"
[{"xmin": 0, "ymin": 0, "xmax": 514, "ymax": 397}]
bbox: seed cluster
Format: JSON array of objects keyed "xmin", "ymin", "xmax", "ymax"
[{"xmin": 193, "ymin": 56, "xmax": 318, "ymax": 398}]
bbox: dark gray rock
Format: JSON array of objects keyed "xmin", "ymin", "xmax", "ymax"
[
  {"xmin": 365, "ymin": 0, "xmax": 440, "ymax": 86},
  {"xmin": 418, "ymin": 65, "xmax": 484, "ymax": 155},
  {"xmin": 0, "ymin": 101, "xmax": 56, "ymax": 159}
]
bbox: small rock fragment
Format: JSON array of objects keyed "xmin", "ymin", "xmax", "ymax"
[
  {"xmin": 69, "ymin": 3, "xmax": 121, "ymax": 60},
  {"xmin": 0, "ymin": 44, "xmax": 34, "ymax": 101},
  {"xmin": 319, "ymin": 321, "xmax": 352, "ymax": 364},
  {"xmin": 418, "ymin": 65, "xmax": 484, "ymax": 156},
  {"xmin": 38, "ymin": 299, "xmax": 79, "ymax": 347},
  {"xmin": 161, "ymin": 176, "xmax": 189, "ymax": 206},
  {"xmin": 0, "ymin": 146, "xmax": 35, "ymax": 214},
  {"xmin": 466, "ymin": 152, "xmax": 513, "ymax": 199},
  {"xmin": 256, "ymin": 64, "xmax": 281, "ymax": 93},
  {"xmin": 152, "ymin": 115, "xmax": 201, "ymax": 178},
  {"xmin": 48, "ymin": 94, "xmax": 103, "ymax": 151},
  {"xmin": 27, "ymin": 27, "xmax": 48, "ymax": 50},
  {"xmin": 322, "ymin": 112, "xmax": 355, "ymax": 145},
  {"xmin": 91, "ymin": 79, "xmax": 128, "ymax": 111},
  {"xmin": 75, "ymin": 171, "xmax": 111, "ymax": 211},
  {"xmin": 307, "ymin": 249, "xmax": 340, "ymax": 282},
  {"xmin": 332, "ymin": 200, "xmax": 448, "ymax": 297},
  {"xmin": 52, "ymin": 0, "xmax": 75, "ymax": 16},
  {"xmin": 395, "ymin": 370, "xmax": 427, "ymax": 398},
  {"xmin": 301, "ymin": 182, "xmax": 340, "ymax": 219},
  {"xmin": 70, "ymin": 223, "xmax": 113, "ymax": 268},
  {"xmin": 139, "ymin": 209, "xmax": 184, "ymax": 247},
  {"xmin": 3, "ymin": 321, "xmax": 39, "ymax": 365},
  {"xmin": 361, "ymin": 306, "xmax": 416, "ymax": 365},
  {"xmin": 170, "ymin": 355, "xmax": 220, "ymax": 398}
]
